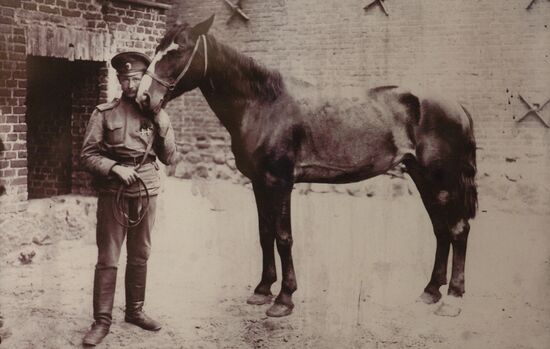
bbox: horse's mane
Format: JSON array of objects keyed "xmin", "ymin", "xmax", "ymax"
[
  {"xmin": 207, "ymin": 35, "xmax": 285, "ymax": 102},
  {"xmin": 158, "ymin": 23, "xmax": 285, "ymax": 101}
]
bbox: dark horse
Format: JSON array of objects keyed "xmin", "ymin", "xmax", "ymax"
[{"xmin": 137, "ymin": 16, "xmax": 478, "ymax": 318}]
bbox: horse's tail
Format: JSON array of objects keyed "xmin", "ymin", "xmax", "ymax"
[{"xmin": 457, "ymin": 105, "xmax": 478, "ymax": 220}]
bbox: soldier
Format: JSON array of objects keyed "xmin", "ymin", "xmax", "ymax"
[{"xmin": 80, "ymin": 52, "xmax": 178, "ymax": 346}]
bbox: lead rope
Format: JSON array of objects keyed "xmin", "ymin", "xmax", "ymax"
[{"xmin": 112, "ymin": 125, "xmax": 156, "ymax": 228}]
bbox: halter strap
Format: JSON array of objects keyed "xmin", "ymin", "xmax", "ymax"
[{"xmin": 145, "ymin": 34, "xmax": 208, "ymax": 92}]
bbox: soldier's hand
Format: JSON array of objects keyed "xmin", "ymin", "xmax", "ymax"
[{"xmin": 111, "ymin": 165, "xmax": 139, "ymax": 186}]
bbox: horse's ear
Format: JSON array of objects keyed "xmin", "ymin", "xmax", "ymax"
[{"xmin": 191, "ymin": 14, "xmax": 215, "ymax": 36}]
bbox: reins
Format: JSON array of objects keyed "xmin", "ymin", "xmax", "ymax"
[{"xmin": 112, "ymin": 126, "xmax": 156, "ymax": 228}]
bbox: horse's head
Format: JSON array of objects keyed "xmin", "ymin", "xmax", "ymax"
[{"xmin": 137, "ymin": 15, "xmax": 215, "ymax": 113}]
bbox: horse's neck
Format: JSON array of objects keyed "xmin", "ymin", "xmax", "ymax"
[
  {"xmin": 198, "ymin": 38, "xmax": 284, "ymax": 135},
  {"xmin": 198, "ymin": 76, "xmax": 244, "ymax": 135}
]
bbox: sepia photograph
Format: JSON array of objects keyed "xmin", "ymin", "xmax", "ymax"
[{"xmin": 0, "ymin": 0, "xmax": 549, "ymax": 348}]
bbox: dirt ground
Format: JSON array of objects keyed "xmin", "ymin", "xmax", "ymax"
[{"xmin": 1, "ymin": 172, "xmax": 549, "ymax": 348}]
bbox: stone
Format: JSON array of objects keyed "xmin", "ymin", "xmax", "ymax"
[{"xmin": 213, "ymin": 153, "xmax": 226, "ymax": 165}]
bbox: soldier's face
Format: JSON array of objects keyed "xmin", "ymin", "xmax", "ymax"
[{"xmin": 118, "ymin": 73, "xmax": 144, "ymax": 98}]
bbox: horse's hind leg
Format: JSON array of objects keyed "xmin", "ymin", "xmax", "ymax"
[
  {"xmin": 404, "ymin": 158, "xmax": 450, "ymax": 304},
  {"xmin": 247, "ymin": 182, "xmax": 277, "ymax": 305},
  {"xmin": 448, "ymin": 218, "xmax": 470, "ymax": 298},
  {"xmin": 405, "ymin": 156, "xmax": 476, "ymax": 316}
]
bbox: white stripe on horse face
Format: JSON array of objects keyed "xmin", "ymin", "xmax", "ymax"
[
  {"xmin": 138, "ymin": 41, "xmax": 180, "ymax": 96},
  {"xmin": 138, "ymin": 74, "xmax": 153, "ymax": 97}
]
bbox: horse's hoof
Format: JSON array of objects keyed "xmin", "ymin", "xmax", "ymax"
[
  {"xmin": 266, "ymin": 303, "xmax": 293, "ymax": 317},
  {"xmin": 418, "ymin": 291, "xmax": 441, "ymax": 304},
  {"xmin": 434, "ymin": 297, "xmax": 462, "ymax": 317},
  {"xmin": 246, "ymin": 293, "xmax": 273, "ymax": 305}
]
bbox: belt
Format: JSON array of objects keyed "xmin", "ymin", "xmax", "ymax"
[{"xmin": 113, "ymin": 154, "xmax": 156, "ymax": 167}]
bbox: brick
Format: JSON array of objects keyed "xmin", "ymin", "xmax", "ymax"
[
  {"xmin": 61, "ymin": 8, "xmax": 80, "ymax": 17},
  {"xmin": 11, "ymin": 176, "xmax": 27, "ymax": 185},
  {"xmin": 123, "ymin": 17, "xmax": 138, "ymax": 25},
  {"xmin": 12, "ymin": 142, "xmax": 25, "ymax": 150},
  {"xmin": 38, "ymin": 5, "xmax": 59, "ymax": 14},
  {"xmin": 1, "ymin": 151, "xmax": 16, "ymax": 159},
  {"xmin": 11, "ymin": 34, "xmax": 25, "ymax": 44},
  {"xmin": 5, "ymin": 115, "xmax": 17, "ymax": 123},
  {"xmin": 83, "ymin": 12, "xmax": 101, "ymax": 20},
  {"xmin": 12, "ymin": 44, "xmax": 25, "ymax": 53},
  {"xmin": 104, "ymin": 14, "xmax": 120, "ymax": 22},
  {"xmin": 0, "ymin": 21, "xmax": 12, "ymax": 29},
  {"xmin": 12, "ymin": 124, "xmax": 26, "ymax": 132},
  {"xmin": 12, "ymin": 66, "xmax": 26, "ymax": 76},
  {"xmin": 10, "ymin": 159, "xmax": 26, "ymax": 168},
  {"xmin": 0, "ymin": 0, "xmax": 21, "ymax": 8}
]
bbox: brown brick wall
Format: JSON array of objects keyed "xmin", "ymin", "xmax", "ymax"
[
  {"xmin": 0, "ymin": 0, "xmax": 171, "ymax": 212},
  {"xmin": 165, "ymin": 0, "xmax": 550, "ymax": 182}
]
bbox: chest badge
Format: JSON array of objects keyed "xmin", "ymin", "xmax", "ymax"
[{"xmin": 139, "ymin": 125, "xmax": 153, "ymax": 138}]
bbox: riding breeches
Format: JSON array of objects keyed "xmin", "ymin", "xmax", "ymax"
[{"xmin": 95, "ymin": 194, "xmax": 157, "ymax": 269}]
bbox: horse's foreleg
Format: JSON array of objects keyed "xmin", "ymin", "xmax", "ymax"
[
  {"xmin": 247, "ymin": 183, "xmax": 277, "ymax": 306},
  {"xmin": 265, "ymin": 186, "xmax": 296, "ymax": 317}
]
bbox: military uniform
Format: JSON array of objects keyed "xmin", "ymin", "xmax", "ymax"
[{"xmin": 81, "ymin": 52, "xmax": 177, "ymax": 346}]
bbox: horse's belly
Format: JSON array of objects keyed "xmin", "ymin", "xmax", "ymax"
[
  {"xmin": 294, "ymin": 145, "xmax": 401, "ymax": 184},
  {"xmin": 294, "ymin": 97, "xmax": 414, "ymax": 183}
]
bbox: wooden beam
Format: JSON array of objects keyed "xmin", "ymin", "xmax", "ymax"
[
  {"xmin": 224, "ymin": 0, "xmax": 250, "ymax": 21},
  {"xmin": 111, "ymin": 0, "xmax": 172, "ymax": 11}
]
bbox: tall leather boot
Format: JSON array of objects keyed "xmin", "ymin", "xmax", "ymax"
[
  {"xmin": 124, "ymin": 264, "xmax": 161, "ymax": 331},
  {"xmin": 83, "ymin": 267, "xmax": 117, "ymax": 346}
]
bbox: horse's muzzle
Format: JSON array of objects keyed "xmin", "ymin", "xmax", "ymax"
[{"xmin": 136, "ymin": 91, "xmax": 151, "ymax": 110}]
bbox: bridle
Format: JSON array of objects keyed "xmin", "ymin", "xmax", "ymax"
[{"xmin": 145, "ymin": 34, "xmax": 208, "ymax": 103}]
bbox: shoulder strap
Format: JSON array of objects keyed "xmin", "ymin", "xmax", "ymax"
[{"xmin": 96, "ymin": 98, "xmax": 120, "ymax": 112}]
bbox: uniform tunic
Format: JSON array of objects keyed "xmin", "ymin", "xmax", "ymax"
[
  {"xmin": 81, "ymin": 96, "xmax": 178, "ymax": 268},
  {"xmin": 81, "ymin": 96, "xmax": 178, "ymax": 196}
]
